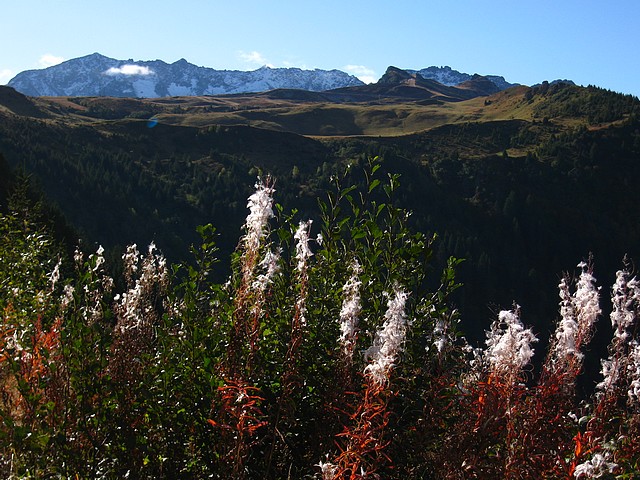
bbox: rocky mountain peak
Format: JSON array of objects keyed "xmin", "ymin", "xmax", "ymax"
[
  {"xmin": 7, "ymin": 54, "xmax": 364, "ymax": 98},
  {"xmin": 378, "ymin": 66, "xmax": 417, "ymax": 85}
]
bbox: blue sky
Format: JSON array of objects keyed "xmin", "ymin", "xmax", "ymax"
[{"xmin": 2, "ymin": 0, "xmax": 639, "ymax": 96}]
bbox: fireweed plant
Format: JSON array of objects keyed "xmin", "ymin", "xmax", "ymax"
[{"xmin": 1, "ymin": 158, "xmax": 640, "ymax": 478}]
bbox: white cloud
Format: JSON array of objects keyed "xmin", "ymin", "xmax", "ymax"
[
  {"xmin": 105, "ymin": 65, "xmax": 154, "ymax": 76},
  {"xmin": 282, "ymin": 60, "xmax": 308, "ymax": 69},
  {"xmin": 343, "ymin": 64, "xmax": 377, "ymax": 84},
  {"xmin": 39, "ymin": 54, "xmax": 65, "ymax": 68},
  {"xmin": 0, "ymin": 69, "xmax": 14, "ymax": 84},
  {"xmin": 239, "ymin": 50, "xmax": 274, "ymax": 68}
]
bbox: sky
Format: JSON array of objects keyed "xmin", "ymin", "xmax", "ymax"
[{"xmin": 1, "ymin": 0, "xmax": 639, "ymax": 97}]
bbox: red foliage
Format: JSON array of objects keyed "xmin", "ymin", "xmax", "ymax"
[{"xmin": 209, "ymin": 380, "xmax": 267, "ymax": 478}]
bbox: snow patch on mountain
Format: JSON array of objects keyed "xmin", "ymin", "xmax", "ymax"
[{"xmin": 132, "ymin": 78, "xmax": 158, "ymax": 98}]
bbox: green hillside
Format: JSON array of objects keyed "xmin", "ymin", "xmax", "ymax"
[
  {"xmin": 1, "ymin": 82, "xmax": 639, "ymax": 346},
  {"xmin": 2, "ymin": 80, "xmax": 640, "ymax": 478}
]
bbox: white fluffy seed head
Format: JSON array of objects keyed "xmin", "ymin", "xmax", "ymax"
[
  {"xmin": 485, "ymin": 307, "xmax": 537, "ymax": 381},
  {"xmin": 338, "ymin": 260, "xmax": 362, "ymax": 358},
  {"xmin": 293, "ymin": 220, "xmax": 313, "ymax": 273},
  {"xmin": 364, "ymin": 287, "xmax": 409, "ymax": 386},
  {"xmin": 610, "ymin": 269, "xmax": 639, "ymax": 342},
  {"xmin": 551, "ymin": 264, "xmax": 601, "ymax": 372},
  {"xmin": 317, "ymin": 459, "xmax": 338, "ymax": 480},
  {"xmin": 627, "ymin": 341, "xmax": 640, "ymax": 405},
  {"xmin": 554, "ymin": 277, "xmax": 580, "ymax": 360},
  {"xmin": 573, "ymin": 452, "xmax": 617, "ymax": 478},
  {"xmin": 244, "ymin": 178, "xmax": 275, "ymax": 254},
  {"xmin": 251, "ymin": 248, "xmax": 281, "ymax": 293},
  {"xmin": 574, "ymin": 263, "xmax": 601, "ymax": 343}
]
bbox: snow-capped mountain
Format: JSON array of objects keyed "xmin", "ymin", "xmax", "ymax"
[
  {"xmin": 407, "ymin": 65, "xmax": 516, "ymax": 91},
  {"xmin": 8, "ymin": 53, "xmax": 520, "ymax": 99},
  {"xmin": 8, "ymin": 53, "xmax": 365, "ymax": 98}
]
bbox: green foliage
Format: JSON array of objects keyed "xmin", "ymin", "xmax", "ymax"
[
  {"xmin": 4, "ymin": 79, "xmax": 640, "ymax": 476},
  {"xmin": 0, "ymin": 183, "xmax": 67, "ymax": 476},
  {"xmin": 0, "ymin": 159, "xmax": 462, "ymax": 477},
  {"xmin": 2, "ymin": 158, "xmax": 640, "ymax": 478}
]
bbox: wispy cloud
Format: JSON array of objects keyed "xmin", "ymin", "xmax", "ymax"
[
  {"xmin": 238, "ymin": 50, "xmax": 274, "ymax": 68},
  {"xmin": 282, "ymin": 60, "xmax": 308, "ymax": 69},
  {"xmin": 343, "ymin": 65, "xmax": 377, "ymax": 84},
  {"xmin": 39, "ymin": 54, "xmax": 65, "ymax": 68},
  {"xmin": 0, "ymin": 69, "xmax": 14, "ymax": 84},
  {"xmin": 105, "ymin": 65, "xmax": 154, "ymax": 76}
]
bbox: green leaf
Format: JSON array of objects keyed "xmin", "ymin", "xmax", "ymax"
[{"xmin": 368, "ymin": 178, "xmax": 381, "ymax": 193}]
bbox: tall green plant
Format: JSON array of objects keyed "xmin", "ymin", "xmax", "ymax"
[{"xmin": 0, "ymin": 157, "xmax": 461, "ymax": 478}]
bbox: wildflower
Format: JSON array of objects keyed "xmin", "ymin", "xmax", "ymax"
[
  {"xmin": 364, "ymin": 286, "xmax": 409, "ymax": 386},
  {"xmin": 573, "ymin": 452, "xmax": 617, "ymax": 478},
  {"xmin": 485, "ymin": 307, "xmax": 537, "ymax": 381},
  {"xmin": 610, "ymin": 269, "xmax": 639, "ymax": 341},
  {"xmin": 4, "ymin": 329, "xmax": 25, "ymax": 353},
  {"xmin": 113, "ymin": 243, "xmax": 168, "ymax": 333},
  {"xmin": 551, "ymin": 264, "xmax": 600, "ymax": 372},
  {"xmin": 317, "ymin": 458, "xmax": 337, "ymax": 480},
  {"xmin": 574, "ymin": 262, "xmax": 601, "ymax": 343},
  {"xmin": 596, "ymin": 357, "xmax": 619, "ymax": 394},
  {"xmin": 596, "ymin": 267, "xmax": 636, "ymax": 396},
  {"xmin": 431, "ymin": 315, "xmax": 453, "ymax": 354},
  {"xmin": 91, "ymin": 245, "xmax": 105, "ymax": 272},
  {"xmin": 141, "ymin": 243, "xmax": 168, "ymax": 290},
  {"xmin": 74, "ymin": 247, "xmax": 83, "ymax": 266},
  {"xmin": 554, "ymin": 277, "xmax": 580, "ymax": 359},
  {"xmin": 243, "ymin": 178, "xmax": 275, "ymax": 254},
  {"xmin": 338, "ymin": 260, "xmax": 362, "ymax": 358},
  {"xmin": 49, "ymin": 259, "xmax": 61, "ymax": 289},
  {"xmin": 251, "ymin": 248, "xmax": 281, "ymax": 293},
  {"xmin": 628, "ymin": 341, "xmax": 640, "ymax": 405},
  {"xmin": 123, "ymin": 243, "xmax": 140, "ymax": 283},
  {"xmin": 293, "ymin": 220, "xmax": 313, "ymax": 273},
  {"xmin": 295, "ymin": 298, "xmax": 308, "ymax": 328},
  {"xmin": 60, "ymin": 284, "xmax": 75, "ymax": 311}
]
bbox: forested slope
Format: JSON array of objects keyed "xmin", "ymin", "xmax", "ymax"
[{"xmin": 1, "ymin": 82, "xmax": 639, "ymax": 347}]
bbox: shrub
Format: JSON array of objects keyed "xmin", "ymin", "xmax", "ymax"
[{"xmin": 1, "ymin": 158, "xmax": 639, "ymax": 478}]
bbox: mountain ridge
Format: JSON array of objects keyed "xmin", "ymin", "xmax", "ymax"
[
  {"xmin": 8, "ymin": 53, "xmax": 521, "ymax": 99},
  {"xmin": 409, "ymin": 65, "xmax": 516, "ymax": 90},
  {"xmin": 7, "ymin": 52, "xmax": 365, "ymax": 98},
  {"xmin": 323, "ymin": 66, "xmax": 501, "ymax": 103}
]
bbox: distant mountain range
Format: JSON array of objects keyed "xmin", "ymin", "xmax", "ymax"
[
  {"xmin": 409, "ymin": 65, "xmax": 515, "ymax": 90},
  {"xmin": 7, "ymin": 53, "xmax": 518, "ymax": 98},
  {"xmin": 7, "ymin": 53, "xmax": 364, "ymax": 97},
  {"xmin": 324, "ymin": 66, "xmax": 509, "ymax": 102}
]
